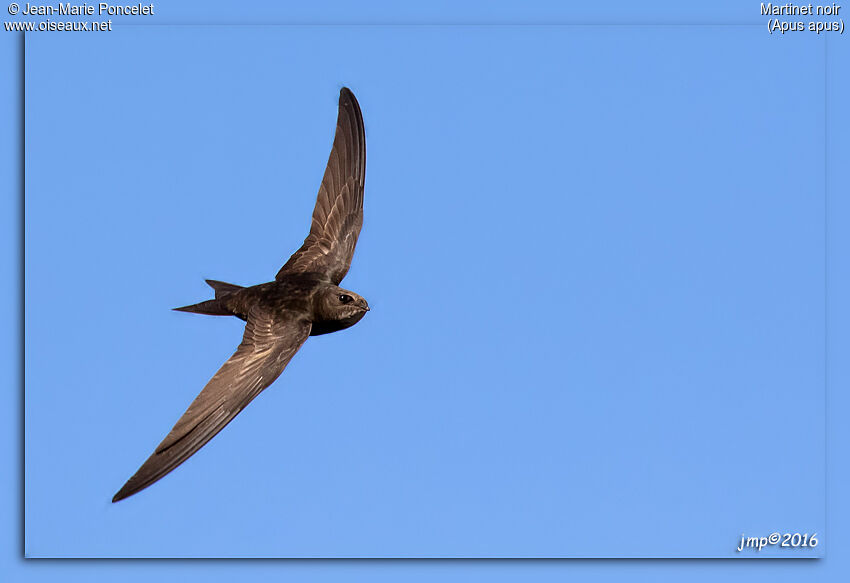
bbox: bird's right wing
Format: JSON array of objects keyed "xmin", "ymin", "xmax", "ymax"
[
  {"xmin": 276, "ymin": 88, "xmax": 365, "ymax": 285},
  {"xmin": 113, "ymin": 307, "xmax": 312, "ymax": 502}
]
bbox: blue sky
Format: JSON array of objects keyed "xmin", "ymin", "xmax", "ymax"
[{"xmin": 4, "ymin": 0, "xmax": 850, "ymax": 581}]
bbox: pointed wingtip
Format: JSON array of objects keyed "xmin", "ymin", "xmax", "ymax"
[
  {"xmin": 113, "ymin": 476, "xmax": 147, "ymax": 503},
  {"xmin": 339, "ymin": 86, "xmax": 358, "ymax": 106},
  {"xmin": 112, "ymin": 487, "xmax": 129, "ymax": 503}
]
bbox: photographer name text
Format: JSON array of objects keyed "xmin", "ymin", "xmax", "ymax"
[{"xmin": 18, "ymin": 2, "xmax": 153, "ymax": 16}]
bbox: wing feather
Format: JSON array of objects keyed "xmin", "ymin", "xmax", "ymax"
[
  {"xmin": 112, "ymin": 309, "xmax": 311, "ymax": 502},
  {"xmin": 276, "ymin": 87, "xmax": 365, "ymax": 284}
]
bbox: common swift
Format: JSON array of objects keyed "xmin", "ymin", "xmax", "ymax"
[{"xmin": 112, "ymin": 88, "xmax": 368, "ymax": 502}]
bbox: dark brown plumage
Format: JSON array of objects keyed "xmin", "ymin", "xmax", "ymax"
[{"xmin": 113, "ymin": 88, "xmax": 368, "ymax": 503}]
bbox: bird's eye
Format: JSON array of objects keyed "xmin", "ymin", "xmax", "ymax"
[{"xmin": 338, "ymin": 294, "xmax": 353, "ymax": 304}]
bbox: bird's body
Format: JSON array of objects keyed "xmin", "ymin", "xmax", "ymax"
[
  {"xmin": 178, "ymin": 275, "xmax": 369, "ymax": 334},
  {"xmin": 113, "ymin": 87, "xmax": 368, "ymax": 502}
]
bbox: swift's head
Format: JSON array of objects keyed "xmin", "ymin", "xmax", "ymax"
[{"xmin": 313, "ymin": 285, "xmax": 370, "ymax": 333}]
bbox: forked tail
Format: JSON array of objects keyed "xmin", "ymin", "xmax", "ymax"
[{"xmin": 172, "ymin": 279, "xmax": 244, "ymax": 316}]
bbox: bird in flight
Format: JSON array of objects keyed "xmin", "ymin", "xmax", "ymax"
[{"xmin": 113, "ymin": 88, "xmax": 368, "ymax": 502}]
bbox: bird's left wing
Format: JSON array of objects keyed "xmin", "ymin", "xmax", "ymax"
[{"xmin": 112, "ymin": 307, "xmax": 312, "ymax": 502}]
